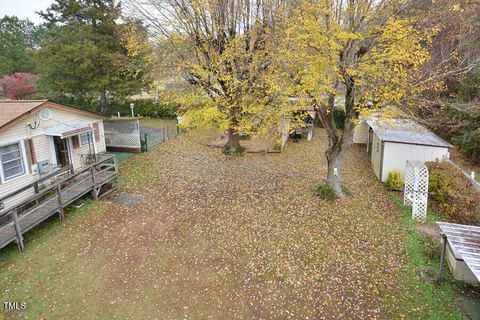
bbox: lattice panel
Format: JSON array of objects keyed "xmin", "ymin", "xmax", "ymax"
[
  {"xmin": 404, "ymin": 161, "xmax": 429, "ymax": 221},
  {"xmin": 404, "ymin": 165, "xmax": 416, "ymax": 206},
  {"xmin": 104, "ymin": 132, "xmax": 141, "ymax": 148}
]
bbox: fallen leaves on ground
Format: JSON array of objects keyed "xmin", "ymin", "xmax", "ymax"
[{"xmin": 1, "ymin": 129, "xmax": 416, "ymax": 319}]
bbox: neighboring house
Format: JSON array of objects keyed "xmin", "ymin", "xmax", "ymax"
[
  {"xmin": 353, "ymin": 118, "xmax": 452, "ymax": 182},
  {"xmin": 0, "ymin": 100, "xmax": 108, "ymax": 212}
]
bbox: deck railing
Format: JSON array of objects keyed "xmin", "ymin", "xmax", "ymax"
[{"xmin": 0, "ymin": 153, "xmax": 119, "ymax": 252}]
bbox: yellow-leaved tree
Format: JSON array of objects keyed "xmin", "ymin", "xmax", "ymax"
[
  {"xmin": 126, "ymin": 0, "xmax": 289, "ymax": 153},
  {"xmin": 277, "ymin": 0, "xmax": 435, "ymax": 198}
]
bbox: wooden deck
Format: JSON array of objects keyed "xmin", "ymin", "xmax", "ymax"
[
  {"xmin": 0, "ymin": 154, "xmax": 119, "ymax": 252},
  {"xmin": 437, "ymin": 222, "xmax": 480, "ymax": 283}
]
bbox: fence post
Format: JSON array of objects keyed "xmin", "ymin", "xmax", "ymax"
[
  {"xmin": 163, "ymin": 127, "xmax": 166, "ymax": 141},
  {"xmin": 144, "ymin": 133, "xmax": 148, "ymax": 152},
  {"xmin": 12, "ymin": 209, "xmax": 25, "ymax": 252},
  {"xmin": 176, "ymin": 117, "xmax": 180, "ymax": 134},
  {"xmin": 56, "ymin": 185, "xmax": 64, "ymax": 223}
]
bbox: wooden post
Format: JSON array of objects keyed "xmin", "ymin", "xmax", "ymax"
[
  {"xmin": 163, "ymin": 127, "xmax": 166, "ymax": 141},
  {"xmin": 90, "ymin": 167, "xmax": 96, "ymax": 184},
  {"xmin": 56, "ymin": 185, "xmax": 64, "ymax": 223},
  {"xmin": 90, "ymin": 167, "xmax": 98, "ymax": 201},
  {"xmin": 436, "ymin": 233, "xmax": 448, "ymax": 283},
  {"xmin": 12, "ymin": 209, "xmax": 25, "ymax": 252},
  {"xmin": 144, "ymin": 133, "xmax": 148, "ymax": 152},
  {"xmin": 113, "ymin": 155, "xmax": 118, "ymax": 172}
]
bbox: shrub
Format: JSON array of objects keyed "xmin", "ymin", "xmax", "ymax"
[
  {"xmin": 452, "ymin": 128, "xmax": 480, "ymax": 164},
  {"xmin": 112, "ymin": 99, "xmax": 177, "ymax": 118},
  {"xmin": 426, "ymin": 161, "xmax": 480, "ymax": 225},
  {"xmin": 385, "ymin": 170, "xmax": 404, "ymax": 190},
  {"xmin": 428, "ymin": 172, "xmax": 450, "ymax": 202}
]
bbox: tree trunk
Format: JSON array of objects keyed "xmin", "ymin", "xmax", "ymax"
[
  {"xmin": 316, "ymin": 76, "xmax": 358, "ymax": 199},
  {"xmin": 326, "ymin": 147, "xmax": 344, "ymax": 198},
  {"xmin": 98, "ymin": 90, "xmax": 107, "ymax": 114},
  {"xmin": 224, "ymin": 128, "xmax": 242, "ymax": 153}
]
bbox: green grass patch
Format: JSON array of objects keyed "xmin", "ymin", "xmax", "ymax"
[
  {"xmin": 391, "ymin": 195, "xmax": 466, "ymax": 319},
  {"xmin": 140, "ymin": 118, "xmax": 177, "ymax": 129},
  {"xmin": 316, "ymin": 184, "xmax": 336, "ymax": 200},
  {"xmin": 315, "ymin": 184, "xmax": 351, "ymax": 200},
  {"xmin": 0, "ymin": 199, "xmax": 97, "ymax": 264}
]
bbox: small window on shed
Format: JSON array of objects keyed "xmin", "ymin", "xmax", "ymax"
[{"xmin": 376, "ymin": 141, "xmax": 380, "ymax": 153}]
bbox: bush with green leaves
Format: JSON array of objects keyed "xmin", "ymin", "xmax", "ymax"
[
  {"xmin": 112, "ymin": 99, "xmax": 177, "ymax": 118},
  {"xmin": 452, "ymin": 127, "xmax": 480, "ymax": 163},
  {"xmin": 426, "ymin": 161, "xmax": 480, "ymax": 225},
  {"xmin": 385, "ymin": 170, "xmax": 404, "ymax": 190}
]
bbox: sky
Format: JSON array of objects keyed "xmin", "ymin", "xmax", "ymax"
[{"xmin": 0, "ymin": 0, "xmax": 53, "ymax": 24}]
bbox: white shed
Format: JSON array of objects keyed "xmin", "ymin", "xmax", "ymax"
[{"xmin": 353, "ymin": 119, "xmax": 452, "ymax": 182}]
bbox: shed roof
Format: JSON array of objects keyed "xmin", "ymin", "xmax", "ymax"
[
  {"xmin": 0, "ymin": 100, "xmax": 107, "ymax": 132},
  {"xmin": 437, "ymin": 222, "xmax": 480, "ymax": 283},
  {"xmin": 367, "ymin": 118, "xmax": 452, "ymax": 148}
]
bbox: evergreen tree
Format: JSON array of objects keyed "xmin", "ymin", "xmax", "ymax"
[
  {"xmin": 36, "ymin": 0, "xmax": 146, "ymax": 113},
  {"xmin": 0, "ymin": 16, "xmax": 43, "ymax": 75}
]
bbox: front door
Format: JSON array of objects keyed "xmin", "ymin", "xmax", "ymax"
[{"xmin": 53, "ymin": 136, "xmax": 70, "ymax": 166}]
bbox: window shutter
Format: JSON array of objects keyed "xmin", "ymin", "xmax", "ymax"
[
  {"xmin": 93, "ymin": 123, "xmax": 100, "ymax": 142},
  {"xmin": 24, "ymin": 139, "xmax": 36, "ymax": 173},
  {"xmin": 72, "ymin": 136, "xmax": 80, "ymax": 149}
]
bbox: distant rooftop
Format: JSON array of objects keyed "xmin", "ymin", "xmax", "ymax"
[{"xmin": 367, "ymin": 118, "xmax": 452, "ymax": 148}]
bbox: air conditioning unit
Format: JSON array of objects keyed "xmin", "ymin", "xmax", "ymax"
[{"xmin": 37, "ymin": 160, "xmax": 50, "ymax": 174}]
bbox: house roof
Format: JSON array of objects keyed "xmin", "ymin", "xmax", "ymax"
[
  {"xmin": 367, "ymin": 118, "xmax": 452, "ymax": 148},
  {"xmin": 0, "ymin": 100, "xmax": 48, "ymax": 128},
  {"xmin": 0, "ymin": 100, "xmax": 108, "ymax": 132}
]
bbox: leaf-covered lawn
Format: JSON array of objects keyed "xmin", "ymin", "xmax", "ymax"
[{"xmin": 0, "ymin": 129, "xmax": 464, "ymax": 319}]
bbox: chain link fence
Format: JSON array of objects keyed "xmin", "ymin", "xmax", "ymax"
[{"xmin": 140, "ymin": 126, "xmax": 179, "ymax": 151}]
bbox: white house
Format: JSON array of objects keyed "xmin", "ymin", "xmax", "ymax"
[
  {"xmin": 0, "ymin": 100, "xmax": 108, "ymax": 212},
  {"xmin": 353, "ymin": 118, "xmax": 452, "ymax": 182}
]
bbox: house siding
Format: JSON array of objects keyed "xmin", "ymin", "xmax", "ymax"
[
  {"xmin": 0, "ymin": 104, "xmax": 106, "ymax": 215},
  {"xmin": 381, "ymin": 142, "xmax": 449, "ymax": 182},
  {"xmin": 370, "ymin": 132, "xmax": 383, "ymax": 180}
]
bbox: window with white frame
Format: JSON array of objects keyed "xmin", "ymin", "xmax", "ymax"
[
  {"xmin": 79, "ymin": 131, "xmax": 93, "ymax": 146},
  {"xmin": 0, "ymin": 142, "xmax": 26, "ymax": 181}
]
